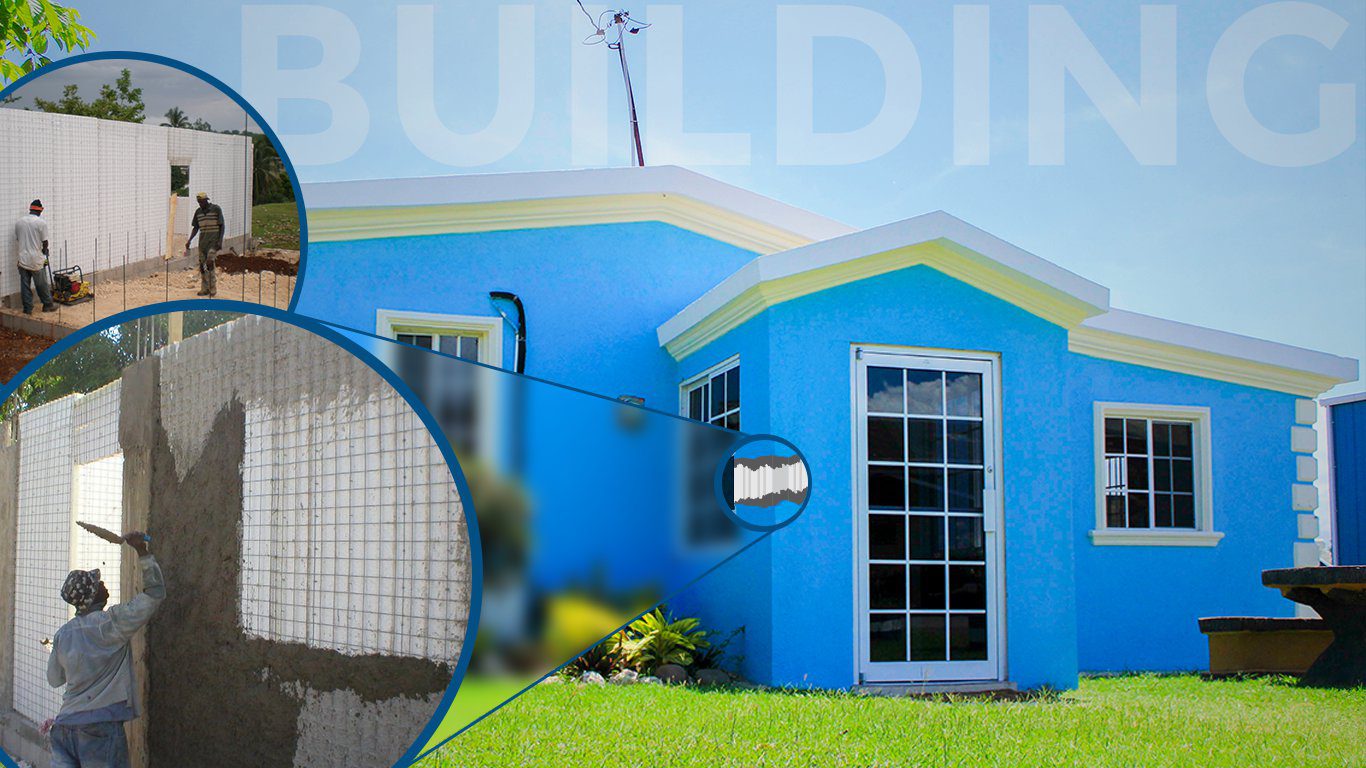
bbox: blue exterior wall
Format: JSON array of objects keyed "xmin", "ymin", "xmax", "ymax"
[
  {"xmin": 298, "ymin": 222, "xmax": 761, "ymax": 406},
  {"xmin": 684, "ymin": 266, "xmax": 1081, "ymax": 690},
  {"xmin": 1330, "ymin": 399, "xmax": 1366, "ymax": 566},
  {"xmin": 1067, "ymin": 357, "xmax": 1299, "ymax": 672},
  {"xmin": 680, "ymin": 265, "xmax": 1303, "ymax": 689},
  {"xmin": 302, "ymin": 222, "xmax": 1309, "ymax": 690}
]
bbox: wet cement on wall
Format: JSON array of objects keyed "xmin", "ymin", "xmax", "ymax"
[
  {"xmin": 0, "ymin": 425, "xmax": 18, "ymax": 715},
  {"xmin": 144, "ymin": 400, "xmax": 452, "ymax": 768}
]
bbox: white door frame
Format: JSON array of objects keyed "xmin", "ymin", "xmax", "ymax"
[{"xmin": 850, "ymin": 344, "xmax": 1006, "ymax": 684}]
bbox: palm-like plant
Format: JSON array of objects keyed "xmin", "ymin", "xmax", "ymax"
[
  {"xmin": 252, "ymin": 134, "xmax": 291, "ymax": 204},
  {"xmin": 611, "ymin": 608, "xmax": 710, "ymax": 671},
  {"xmin": 161, "ymin": 106, "xmax": 189, "ymax": 128}
]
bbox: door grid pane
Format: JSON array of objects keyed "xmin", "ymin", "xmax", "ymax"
[{"xmin": 864, "ymin": 365, "xmax": 989, "ymax": 665}]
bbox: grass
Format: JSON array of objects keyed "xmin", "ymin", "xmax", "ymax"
[
  {"xmin": 251, "ymin": 201, "xmax": 299, "ymax": 250},
  {"xmin": 421, "ymin": 674, "xmax": 1365, "ymax": 767}
]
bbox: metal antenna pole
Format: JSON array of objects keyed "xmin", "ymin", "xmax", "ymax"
[
  {"xmin": 580, "ymin": 7, "xmax": 651, "ymax": 167},
  {"xmin": 612, "ymin": 15, "xmax": 645, "ymax": 167}
]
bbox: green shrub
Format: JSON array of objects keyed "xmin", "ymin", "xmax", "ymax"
[{"xmin": 612, "ymin": 608, "xmax": 710, "ymax": 672}]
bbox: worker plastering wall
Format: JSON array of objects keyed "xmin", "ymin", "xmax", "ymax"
[
  {"xmin": 2, "ymin": 315, "xmax": 471, "ymax": 768},
  {"xmin": 0, "ymin": 109, "xmax": 252, "ymax": 299}
]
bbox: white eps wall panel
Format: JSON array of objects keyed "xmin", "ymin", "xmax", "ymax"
[
  {"xmin": 11, "ymin": 381, "xmax": 125, "ymax": 725},
  {"xmin": 1, "ymin": 109, "xmax": 252, "ymax": 297},
  {"xmin": 12, "ymin": 397, "xmax": 76, "ymax": 724}
]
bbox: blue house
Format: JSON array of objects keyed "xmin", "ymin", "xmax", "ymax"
[{"xmin": 298, "ymin": 167, "xmax": 1358, "ymax": 691}]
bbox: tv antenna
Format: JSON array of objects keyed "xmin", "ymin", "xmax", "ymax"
[{"xmin": 579, "ymin": 3, "xmax": 650, "ymax": 166}]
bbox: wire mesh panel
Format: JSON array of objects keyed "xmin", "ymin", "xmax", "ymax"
[
  {"xmin": 72, "ymin": 455, "xmax": 125, "ymax": 606},
  {"xmin": 159, "ymin": 316, "xmax": 471, "ymax": 664},
  {"xmin": 12, "ymin": 397, "xmax": 76, "ymax": 724},
  {"xmin": 72, "ymin": 381, "xmax": 122, "ymax": 465}
]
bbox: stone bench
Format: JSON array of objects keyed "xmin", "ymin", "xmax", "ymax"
[{"xmin": 1199, "ymin": 616, "xmax": 1332, "ymax": 676}]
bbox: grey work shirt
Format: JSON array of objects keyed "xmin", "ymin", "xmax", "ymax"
[
  {"xmin": 47, "ymin": 555, "xmax": 166, "ymax": 720},
  {"xmin": 14, "ymin": 214, "xmax": 49, "ymax": 271}
]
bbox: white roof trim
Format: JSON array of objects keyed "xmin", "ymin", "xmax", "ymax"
[
  {"xmin": 303, "ymin": 166, "xmax": 854, "ymax": 252},
  {"xmin": 1080, "ymin": 310, "xmax": 1358, "ymax": 381},
  {"xmin": 657, "ymin": 210, "xmax": 1111, "ymax": 354},
  {"xmin": 1321, "ymin": 391, "xmax": 1366, "ymax": 407},
  {"xmin": 1070, "ymin": 309, "xmax": 1358, "ymax": 397}
]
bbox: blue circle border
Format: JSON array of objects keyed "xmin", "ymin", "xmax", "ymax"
[
  {"xmin": 0, "ymin": 51, "xmax": 311, "ymax": 314},
  {"xmin": 712, "ymin": 433, "xmax": 812, "ymax": 533},
  {"xmin": 0, "ymin": 300, "xmax": 481, "ymax": 768}
]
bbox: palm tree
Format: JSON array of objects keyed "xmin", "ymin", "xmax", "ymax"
[
  {"xmin": 161, "ymin": 106, "xmax": 189, "ymax": 128},
  {"xmin": 251, "ymin": 134, "xmax": 292, "ymax": 204}
]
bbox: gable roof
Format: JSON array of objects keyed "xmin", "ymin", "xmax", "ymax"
[
  {"xmin": 656, "ymin": 211, "xmax": 1357, "ymax": 398},
  {"xmin": 304, "ymin": 166, "xmax": 854, "ymax": 254},
  {"xmin": 657, "ymin": 210, "xmax": 1111, "ymax": 358},
  {"xmin": 305, "ymin": 164, "xmax": 1356, "ymax": 398}
]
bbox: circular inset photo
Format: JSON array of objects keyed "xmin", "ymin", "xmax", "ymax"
[
  {"xmin": 0, "ymin": 307, "xmax": 472, "ymax": 768},
  {"xmin": 0, "ymin": 55, "xmax": 303, "ymax": 385},
  {"xmin": 716, "ymin": 434, "xmax": 811, "ymax": 531}
]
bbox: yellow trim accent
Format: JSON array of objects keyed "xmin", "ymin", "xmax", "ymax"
[
  {"xmin": 664, "ymin": 241, "xmax": 1098, "ymax": 360},
  {"xmin": 1068, "ymin": 326, "xmax": 1341, "ymax": 397},
  {"xmin": 307, "ymin": 193, "xmax": 818, "ymax": 255}
]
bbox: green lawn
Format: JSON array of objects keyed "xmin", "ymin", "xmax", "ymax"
[
  {"xmin": 252, "ymin": 201, "xmax": 300, "ymax": 250},
  {"xmin": 421, "ymin": 675, "xmax": 1365, "ymax": 767}
]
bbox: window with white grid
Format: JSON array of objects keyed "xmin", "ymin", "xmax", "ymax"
[
  {"xmin": 679, "ymin": 357, "xmax": 742, "ymax": 548},
  {"xmin": 1092, "ymin": 403, "xmax": 1219, "ymax": 545}
]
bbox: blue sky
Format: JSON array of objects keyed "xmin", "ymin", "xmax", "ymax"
[{"xmin": 58, "ymin": 0, "xmax": 1365, "ymax": 394}]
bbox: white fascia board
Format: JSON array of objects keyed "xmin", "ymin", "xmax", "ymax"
[
  {"xmin": 657, "ymin": 210, "xmax": 1110, "ymax": 348},
  {"xmin": 302, "ymin": 165, "xmax": 854, "ymax": 244},
  {"xmin": 1321, "ymin": 391, "xmax": 1366, "ymax": 407},
  {"xmin": 1079, "ymin": 309, "xmax": 1360, "ymax": 386}
]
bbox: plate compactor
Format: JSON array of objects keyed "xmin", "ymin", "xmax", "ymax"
[{"xmin": 47, "ymin": 262, "xmax": 93, "ymax": 305}]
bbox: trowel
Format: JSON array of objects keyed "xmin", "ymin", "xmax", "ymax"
[{"xmin": 76, "ymin": 521, "xmax": 150, "ymax": 546}]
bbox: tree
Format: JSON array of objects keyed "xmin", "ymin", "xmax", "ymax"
[
  {"xmin": 3, "ymin": 311, "xmax": 242, "ymax": 413},
  {"xmin": 0, "ymin": 370, "xmax": 62, "ymax": 425},
  {"xmin": 252, "ymin": 134, "xmax": 294, "ymax": 204},
  {"xmin": 161, "ymin": 105, "xmax": 188, "ymax": 128},
  {"xmin": 189, "ymin": 116, "xmax": 211, "ymax": 132},
  {"xmin": 33, "ymin": 66, "xmax": 144, "ymax": 122},
  {"xmin": 0, "ymin": 0, "xmax": 95, "ymax": 84}
]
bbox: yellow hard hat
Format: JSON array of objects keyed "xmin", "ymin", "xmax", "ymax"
[{"xmin": 195, "ymin": 192, "xmax": 209, "ymax": 200}]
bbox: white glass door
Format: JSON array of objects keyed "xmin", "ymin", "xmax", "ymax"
[{"xmin": 855, "ymin": 349, "xmax": 1001, "ymax": 683}]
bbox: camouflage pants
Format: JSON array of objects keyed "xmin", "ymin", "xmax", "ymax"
[{"xmin": 197, "ymin": 232, "xmax": 221, "ymax": 296}]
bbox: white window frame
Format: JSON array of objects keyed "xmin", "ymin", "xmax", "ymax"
[
  {"xmin": 1090, "ymin": 403, "xmax": 1222, "ymax": 547},
  {"xmin": 679, "ymin": 354, "xmax": 741, "ymax": 430},
  {"xmin": 850, "ymin": 345, "xmax": 1006, "ymax": 685},
  {"xmin": 376, "ymin": 309, "xmax": 503, "ymax": 368},
  {"xmin": 677, "ymin": 354, "xmax": 742, "ymax": 551}
]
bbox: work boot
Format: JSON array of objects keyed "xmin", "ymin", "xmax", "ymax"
[
  {"xmin": 197, "ymin": 288, "xmax": 209, "ymax": 296},
  {"xmin": 41, "ymin": 304, "xmax": 56, "ymax": 313}
]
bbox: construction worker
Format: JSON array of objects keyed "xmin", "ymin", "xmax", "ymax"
[
  {"xmin": 14, "ymin": 199, "xmax": 56, "ymax": 314},
  {"xmin": 185, "ymin": 191, "xmax": 224, "ymax": 297},
  {"xmin": 45, "ymin": 532, "xmax": 164, "ymax": 768}
]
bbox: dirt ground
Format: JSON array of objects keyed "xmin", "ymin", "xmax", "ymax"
[
  {"xmin": 0, "ymin": 254, "xmax": 297, "ymax": 331},
  {"xmin": 0, "ymin": 249, "xmax": 299, "ymax": 383},
  {"xmin": 0, "ymin": 326, "xmax": 54, "ymax": 384},
  {"xmin": 219, "ymin": 248, "xmax": 299, "ymax": 276}
]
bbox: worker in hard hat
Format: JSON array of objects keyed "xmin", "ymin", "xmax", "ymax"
[
  {"xmin": 184, "ymin": 191, "xmax": 224, "ymax": 297},
  {"xmin": 14, "ymin": 199, "xmax": 56, "ymax": 314},
  {"xmin": 45, "ymin": 532, "xmax": 163, "ymax": 768}
]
